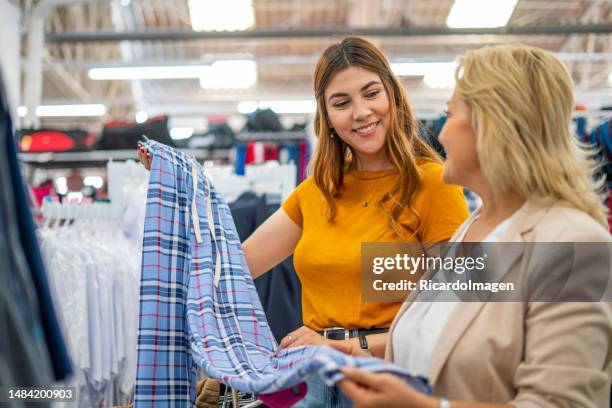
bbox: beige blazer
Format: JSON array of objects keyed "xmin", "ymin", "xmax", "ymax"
[{"xmin": 384, "ymin": 201, "xmax": 612, "ymax": 407}]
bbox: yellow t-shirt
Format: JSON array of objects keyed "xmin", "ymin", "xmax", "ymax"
[{"xmin": 281, "ymin": 161, "xmax": 469, "ymax": 331}]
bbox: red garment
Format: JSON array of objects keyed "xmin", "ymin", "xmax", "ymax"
[
  {"xmin": 259, "ymin": 383, "xmax": 307, "ymax": 408},
  {"xmin": 20, "ymin": 131, "xmax": 76, "ymax": 152},
  {"xmin": 245, "ymin": 141, "xmax": 256, "ymax": 165},
  {"xmin": 32, "ymin": 185, "xmax": 53, "ymax": 206},
  {"xmin": 266, "ymin": 144, "xmax": 279, "ymax": 161}
]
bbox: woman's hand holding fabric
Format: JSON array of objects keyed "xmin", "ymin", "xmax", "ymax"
[
  {"xmin": 278, "ymin": 326, "xmax": 327, "ymax": 350},
  {"xmin": 338, "ymin": 366, "xmax": 437, "ymax": 408}
]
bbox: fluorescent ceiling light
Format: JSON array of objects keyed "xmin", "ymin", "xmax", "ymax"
[
  {"xmin": 608, "ymin": 72, "xmax": 612, "ymax": 83},
  {"xmin": 189, "ymin": 0, "xmax": 254, "ymax": 31},
  {"xmin": 17, "ymin": 106, "xmax": 27, "ymax": 117},
  {"xmin": 447, "ymin": 0, "xmax": 518, "ymax": 28},
  {"xmin": 237, "ymin": 101, "xmax": 258, "ymax": 114},
  {"xmin": 135, "ymin": 111, "xmax": 148, "ymax": 123},
  {"xmin": 170, "ymin": 127, "xmax": 194, "ymax": 140},
  {"xmin": 36, "ymin": 104, "xmax": 106, "ymax": 117},
  {"xmin": 258, "ymin": 100, "xmax": 316, "ymax": 114},
  {"xmin": 89, "ymin": 65, "xmax": 207, "ymax": 80},
  {"xmin": 391, "ymin": 62, "xmax": 456, "ymax": 77},
  {"xmin": 199, "ymin": 60, "xmax": 257, "ymax": 89}
]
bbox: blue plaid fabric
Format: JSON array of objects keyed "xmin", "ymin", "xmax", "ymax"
[{"xmin": 135, "ymin": 140, "xmax": 431, "ymax": 407}]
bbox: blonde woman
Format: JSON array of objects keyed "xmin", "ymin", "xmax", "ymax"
[{"xmin": 334, "ymin": 44, "xmax": 612, "ymax": 407}]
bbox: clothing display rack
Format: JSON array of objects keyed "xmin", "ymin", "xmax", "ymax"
[
  {"xmin": 208, "ymin": 163, "xmax": 297, "ymax": 203},
  {"xmin": 106, "ymin": 159, "xmax": 150, "ymax": 218},
  {"xmin": 18, "ymin": 147, "xmax": 229, "ymax": 169},
  {"xmin": 236, "ymin": 130, "xmax": 308, "ymax": 141},
  {"xmin": 234, "ymin": 131, "xmax": 310, "ymax": 182},
  {"xmin": 40, "ymin": 200, "xmax": 116, "ymax": 222},
  {"xmin": 39, "ymin": 200, "xmax": 142, "ymax": 407},
  {"xmin": 218, "ymin": 388, "xmax": 262, "ymax": 407}
]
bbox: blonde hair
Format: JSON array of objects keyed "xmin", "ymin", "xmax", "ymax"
[
  {"xmin": 312, "ymin": 37, "xmax": 441, "ymax": 239},
  {"xmin": 455, "ymin": 44, "xmax": 608, "ymax": 226}
]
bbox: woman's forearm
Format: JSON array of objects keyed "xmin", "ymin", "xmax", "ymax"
[{"xmin": 365, "ymin": 332, "xmax": 388, "ymax": 358}]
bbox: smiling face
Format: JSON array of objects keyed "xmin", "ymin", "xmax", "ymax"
[{"xmin": 324, "ymin": 66, "xmax": 391, "ymax": 170}]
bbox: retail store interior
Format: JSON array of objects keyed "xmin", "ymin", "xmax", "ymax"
[{"xmin": 1, "ymin": 0, "xmax": 612, "ymax": 407}]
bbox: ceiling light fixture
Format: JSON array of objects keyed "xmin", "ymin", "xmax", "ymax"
[
  {"xmin": 88, "ymin": 65, "xmax": 208, "ymax": 80},
  {"xmin": 36, "ymin": 104, "xmax": 107, "ymax": 117},
  {"xmin": 189, "ymin": 0, "xmax": 254, "ymax": 31},
  {"xmin": 199, "ymin": 60, "xmax": 257, "ymax": 89},
  {"xmin": 447, "ymin": 0, "xmax": 518, "ymax": 28}
]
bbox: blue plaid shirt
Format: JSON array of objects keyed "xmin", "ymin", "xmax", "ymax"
[{"xmin": 135, "ymin": 140, "xmax": 430, "ymax": 407}]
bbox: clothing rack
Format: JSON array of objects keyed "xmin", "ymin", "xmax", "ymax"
[
  {"xmin": 40, "ymin": 200, "xmax": 116, "ymax": 222},
  {"xmin": 38, "ymin": 198, "xmax": 141, "ymax": 407},
  {"xmin": 18, "ymin": 148, "xmax": 229, "ymax": 169},
  {"xmin": 234, "ymin": 135, "xmax": 309, "ymax": 181},
  {"xmin": 207, "ymin": 163, "xmax": 297, "ymax": 203},
  {"xmin": 107, "ymin": 159, "xmax": 149, "ymax": 218},
  {"xmin": 217, "ymin": 388, "xmax": 262, "ymax": 407}
]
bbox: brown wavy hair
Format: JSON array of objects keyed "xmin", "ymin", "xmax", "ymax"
[{"xmin": 311, "ymin": 37, "xmax": 441, "ymax": 239}]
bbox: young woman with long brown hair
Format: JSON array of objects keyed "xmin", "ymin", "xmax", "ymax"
[{"xmin": 140, "ymin": 37, "xmax": 469, "ymax": 407}]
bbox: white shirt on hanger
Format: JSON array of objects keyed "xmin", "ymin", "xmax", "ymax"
[{"xmin": 40, "ymin": 218, "xmax": 141, "ymax": 407}]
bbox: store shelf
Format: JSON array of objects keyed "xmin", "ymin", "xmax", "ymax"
[
  {"xmin": 236, "ymin": 131, "xmax": 307, "ymax": 141},
  {"xmin": 19, "ymin": 148, "xmax": 231, "ymax": 168}
]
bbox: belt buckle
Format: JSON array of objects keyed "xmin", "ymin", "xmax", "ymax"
[{"xmin": 323, "ymin": 327, "xmax": 349, "ymax": 340}]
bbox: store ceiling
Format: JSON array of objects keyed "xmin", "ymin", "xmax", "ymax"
[{"xmin": 15, "ymin": 0, "xmax": 612, "ymax": 127}]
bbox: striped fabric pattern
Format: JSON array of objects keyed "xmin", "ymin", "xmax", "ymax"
[{"xmin": 135, "ymin": 140, "xmax": 430, "ymax": 407}]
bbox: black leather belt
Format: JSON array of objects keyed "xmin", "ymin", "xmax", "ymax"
[{"xmin": 318, "ymin": 327, "xmax": 388, "ymax": 340}]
